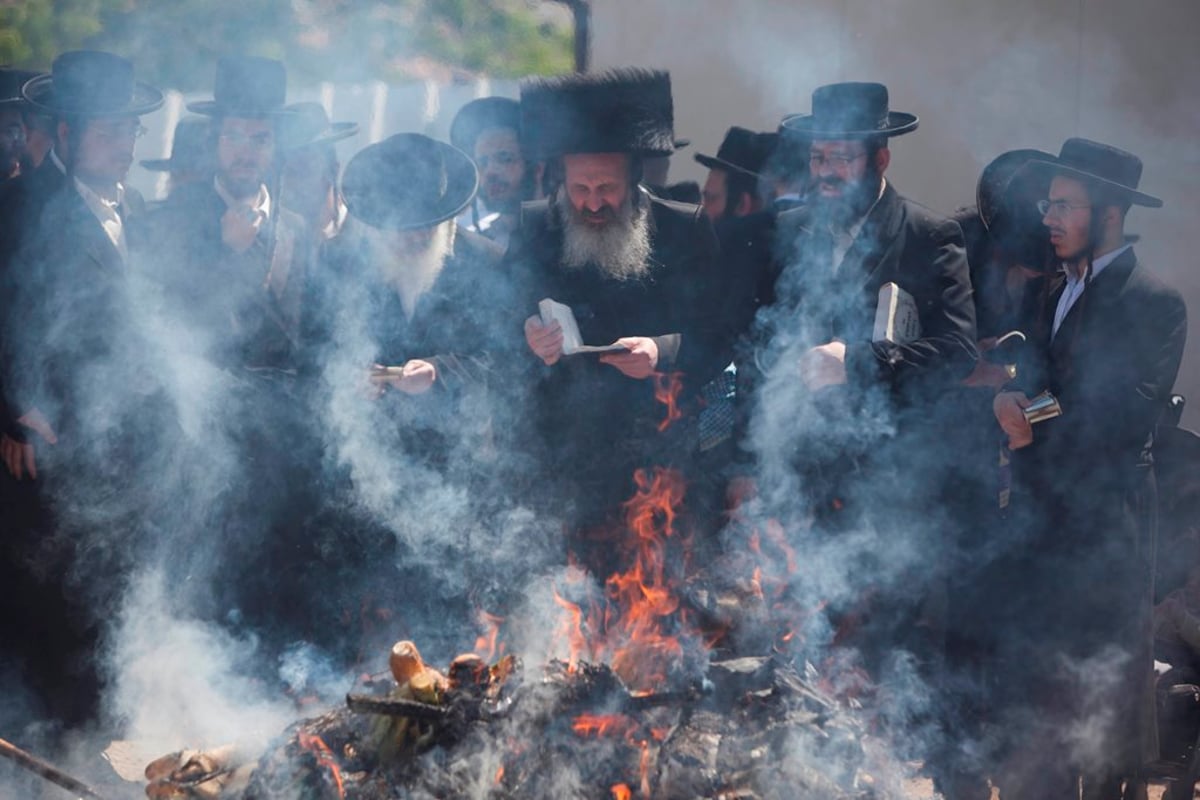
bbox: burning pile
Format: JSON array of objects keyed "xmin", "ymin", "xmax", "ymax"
[{"xmin": 130, "ymin": 463, "xmax": 906, "ymax": 799}]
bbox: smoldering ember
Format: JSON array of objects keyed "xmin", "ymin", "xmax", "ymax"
[{"xmin": 2, "ymin": 4, "xmax": 1200, "ymax": 800}]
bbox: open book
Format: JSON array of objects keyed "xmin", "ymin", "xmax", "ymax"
[
  {"xmin": 873, "ymin": 282, "xmax": 921, "ymax": 344},
  {"xmin": 538, "ymin": 298, "xmax": 629, "ymax": 355}
]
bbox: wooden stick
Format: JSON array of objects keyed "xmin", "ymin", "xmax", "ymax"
[
  {"xmin": 345, "ymin": 694, "xmax": 449, "ymax": 721},
  {"xmin": 0, "ymin": 737, "xmax": 110, "ymax": 799}
]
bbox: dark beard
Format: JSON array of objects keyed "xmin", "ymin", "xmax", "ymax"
[{"xmin": 811, "ymin": 166, "xmax": 883, "ymax": 229}]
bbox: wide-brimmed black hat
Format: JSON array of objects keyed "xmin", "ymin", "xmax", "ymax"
[
  {"xmin": 520, "ymin": 68, "xmax": 679, "ymax": 160},
  {"xmin": 341, "ymin": 133, "xmax": 477, "ymax": 231},
  {"xmin": 140, "ymin": 116, "xmax": 211, "ymax": 173},
  {"xmin": 22, "ymin": 51, "xmax": 162, "ymax": 117},
  {"xmin": 450, "ymin": 96, "xmax": 520, "ymax": 156},
  {"xmin": 188, "ymin": 56, "xmax": 292, "ymax": 117},
  {"xmin": 278, "ymin": 101, "xmax": 358, "ymax": 151},
  {"xmin": 1026, "ymin": 137, "xmax": 1161, "ymax": 208},
  {"xmin": 0, "ymin": 67, "xmax": 40, "ymax": 109},
  {"xmin": 695, "ymin": 126, "xmax": 778, "ymax": 178},
  {"xmin": 781, "ymin": 82, "xmax": 917, "ymax": 139},
  {"xmin": 977, "ymin": 148, "xmax": 1055, "ymax": 231}
]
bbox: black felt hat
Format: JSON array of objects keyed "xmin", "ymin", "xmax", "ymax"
[
  {"xmin": 278, "ymin": 101, "xmax": 358, "ymax": 151},
  {"xmin": 781, "ymin": 82, "xmax": 917, "ymax": 139},
  {"xmin": 140, "ymin": 116, "xmax": 211, "ymax": 173},
  {"xmin": 341, "ymin": 133, "xmax": 478, "ymax": 231},
  {"xmin": 694, "ymin": 126, "xmax": 777, "ymax": 178},
  {"xmin": 188, "ymin": 56, "xmax": 292, "ymax": 117},
  {"xmin": 977, "ymin": 148, "xmax": 1056, "ymax": 232},
  {"xmin": 1026, "ymin": 137, "xmax": 1161, "ymax": 208},
  {"xmin": 450, "ymin": 96, "xmax": 520, "ymax": 156},
  {"xmin": 520, "ymin": 68, "xmax": 679, "ymax": 160},
  {"xmin": 0, "ymin": 67, "xmax": 40, "ymax": 109},
  {"xmin": 22, "ymin": 51, "xmax": 163, "ymax": 117}
]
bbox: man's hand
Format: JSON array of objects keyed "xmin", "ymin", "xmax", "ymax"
[
  {"xmin": 799, "ymin": 340, "xmax": 847, "ymax": 390},
  {"xmin": 599, "ymin": 337, "xmax": 658, "ymax": 379},
  {"xmin": 369, "ymin": 360, "xmax": 438, "ymax": 396},
  {"xmin": 524, "ymin": 316, "xmax": 564, "ymax": 366},
  {"xmin": 993, "ymin": 391, "xmax": 1034, "ymax": 449},
  {"xmin": 1, "ymin": 408, "xmax": 57, "ymax": 480},
  {"xmin": 221, "ymin": 207, "xmax": 265, "ymax": 253}
]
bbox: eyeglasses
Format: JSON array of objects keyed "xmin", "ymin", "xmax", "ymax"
[
  {"xmin": 0, "ymin": 124, "xmax": 25, "ymax": 144},
  {"xmin": 808, "ymin": 151, "xmax": 867, "ymax": 169},
  {"xmin": 477, "ymin": 151, "xmax": 520, "ymax": 169},
  {"xmin": 90, "ymin": 122, "xmax": 147, "ymax": 142},
  {"xmin": 1037, "ymin": 199, "xmax": 1091, "ymax": 217},
  {"xmin": 220, "ymin": 131, "xmax": 275, "ymax": 151}
]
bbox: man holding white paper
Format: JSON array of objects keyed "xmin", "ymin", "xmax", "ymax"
[{"xmin": 507, "ymin": 69, "xmax": 728, "ymax": 553}]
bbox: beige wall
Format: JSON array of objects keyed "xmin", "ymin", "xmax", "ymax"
[{"xmin": 593, "ymin": 0, "xmax": 1200, "ymax": 425}]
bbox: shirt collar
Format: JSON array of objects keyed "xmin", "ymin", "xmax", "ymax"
[
  {"xmin": 48, "ymin": 148, "xmax": 67, "ymax": 175},
  {"xmin": 214, "ymin": 175, "xmax": 271, "ymax": 220},
  {"xmin": 1060, "ymin": 242, "xmax": 1131, "ymax": 285}
]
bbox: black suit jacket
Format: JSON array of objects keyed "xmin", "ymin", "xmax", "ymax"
[{"xmin": 1015, "ymin": 248, "xmax": 1187, "ymax": 494}]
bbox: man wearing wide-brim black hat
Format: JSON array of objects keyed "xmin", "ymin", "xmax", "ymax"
[
  {"xmin": 277, "ymin": 101, "xmax": 357, "ymax": 242},
  {"xmin": 139, "ymin": 115, "xmax": 212, "ymax": 200},
  {"xmin": 987, "ymin": 138, "xmax": 1187, "ymax": 800},
  {"xmin": 149, "ymin": 55, "xmax": 309, "ymax": 371},
  {"xmin": 450, "ymin": 95, "xmax": 541, "ymax": 249},
  {"xmin": 0, "ymin": 67, "xmax": 38, "ymax": 182},
  {"xmin": 0, "ymin": 49, "xmax": 167, "ymax": 730},
  {"xmin": 282, "ymin": 132, "xmax": 511, "ymax": 650},
  {"xmin": 695, "ymin": 126, "xmax": 776, "ymax": 224},
  {"xmin": 732, "ymin": 81, "xmax": 976, "ymax": 663},
  {"xmin": 509, "ymin": 67, "xmax": 728, "ymax": 561}
]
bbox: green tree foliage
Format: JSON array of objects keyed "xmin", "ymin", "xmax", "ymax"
[{"xmin": 0, "ymin": 0, "xmax": 573, "ymax": 88}]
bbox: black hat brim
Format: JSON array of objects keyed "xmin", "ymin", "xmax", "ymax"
[
  {"xmin": 139, "ymin": 158, "xmax": 174, "ymax": 172},
  {"xmin": 780, "ymin": 111, "xmax": 918, "ymax": 139},
  {"xmin": 284, "ymin": 121, "xmax": 359, "ymax": 151},
  {"xmin": 186, "ymin": 99, "xmax": 297, "ymax": 118},
  {"xmin": 343, "ymin": 139, "xmax": 478, "ymax": 231},
  {"xmin": 22, "ymin": 74, "xmax": 163, "ymax": 117},
  {"xmin": 1024, "ymin": 158, "xmax": 1162, "ymax": 208},
  {"xmin": 693, "ymin": 152, "xmax": 763, "ymax": 179}
]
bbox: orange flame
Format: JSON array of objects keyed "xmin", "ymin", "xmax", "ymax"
[
  {"xmin": 473, "ymin": 609, "xmax": 506, "ymax": 661},
  {"xmin": 296, "ymin": 732, "xmax": 345, "ymax": 799},
  {"xmin": 638, "ymin": 739, "xmax": 652, "ymax": 797},
  {"xmin": 552, "ymin": 465, "xmax": 706, "ymax": 694},
  {"xmin": 612, "ymin": 784, "xmax": 633, "ymax": 800},
  {"xmin": 572, "ymin": 713, "xmax": 640, "ymax": 740},
  {"xmin": 494, "ymin": 764, "xmax": 505, "ymax": 784},
  {"xmin": 652, "ymin": 371, "xmax": 685, "ymax": 432}
]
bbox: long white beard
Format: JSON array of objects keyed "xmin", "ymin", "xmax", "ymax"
[
  {"xmin": 362, "ymin": 220, "xmax": 456, "ymax": 318},
  {"xmin": 556, "ymin": 190, "xmax": 652, "ymax": 281}
]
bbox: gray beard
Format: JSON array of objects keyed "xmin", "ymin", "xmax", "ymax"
[
  {"xmin": 359, "ymin": 219, "xmax": 455, "ymax": 318},
  {"xmin": 556, "ymin": 190, "xmax": 652, "ymax": 281}
]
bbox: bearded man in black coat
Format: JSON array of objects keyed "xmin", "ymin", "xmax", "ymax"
[
  {"xmin": 733, "ymin": 83, "xmax": 976, "ymax": 684},
  {"xmin": 508, "ymin": 68, "xmax": 728, "ymax": 569}
]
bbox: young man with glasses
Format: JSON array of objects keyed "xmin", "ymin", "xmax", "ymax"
[{"xmin": 985, "ymin": 139, "xmax": 1186, "ymax": 800}]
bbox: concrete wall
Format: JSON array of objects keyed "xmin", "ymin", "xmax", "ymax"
[{"xmin": 592, "ymin": 0, "xmax": 1200, "ymax": 425}]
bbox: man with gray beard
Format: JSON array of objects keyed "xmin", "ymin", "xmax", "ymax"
[{"xmin": 508, "ymin": 68, "xmax": 727, "ymax": 568}]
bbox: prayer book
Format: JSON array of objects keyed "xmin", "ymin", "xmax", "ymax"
[
  {"xmin": 538, "ymin": 298, "xmax": 628, "ymax": 355},
  {"xmin": 873, "ymin": 282, "xmax": 921, "ymax": 344}
]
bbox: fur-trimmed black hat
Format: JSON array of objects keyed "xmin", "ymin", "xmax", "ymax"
[{"xmin": 519, "ymin": 67, "xmax": 678, "ymax": 160}]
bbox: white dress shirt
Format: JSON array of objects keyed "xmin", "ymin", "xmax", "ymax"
[
  {"xmin": 1051, "ymin": 244, "xmax": 1131, "ymax": 340},
  {"xmin": 74, "ymin": 178, "xmax": 127, "ymax": 262}
]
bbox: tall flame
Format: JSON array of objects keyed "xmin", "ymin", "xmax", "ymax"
[{"xmin": 652, "ymin": 371, "xmax": 685, "ymax": 432}]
